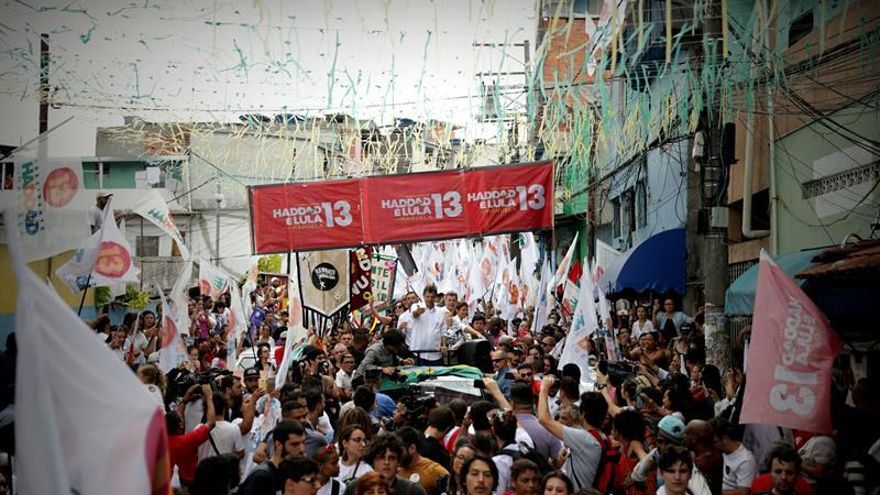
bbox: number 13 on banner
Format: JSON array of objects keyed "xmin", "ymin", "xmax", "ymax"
[
  {"xmin": 516, "ymin": 185, "xmax": 546, "ymax": 210},
  {"xmin": 429, "ymin": 192, "xmax": 462, "ymax": 219},
  {"xmin": 321, "ymin": 200, "xmax": 353, "ymax": 227},
  {"xmin": 769, "ymin": 365, "xmax": 818, "ymax": 416}
]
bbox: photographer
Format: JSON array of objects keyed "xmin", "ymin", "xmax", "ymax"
[
  {"xmin": 353, "ymin": 330, "xmax": 413, "ymax": 383},
  {"xmin": 168, "ymin": 384, "xmax": 216, "ymax": 489}
]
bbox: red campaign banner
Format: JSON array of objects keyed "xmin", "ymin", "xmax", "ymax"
[
  {"xmin": 249, "ymin": 161, "xmax": 555, "ymax": 253},
  {"xmin": 465, "ymin": 161, "xmax": 554, "ymax": 234},
  {"xmin": 249, "ymin": 178, "xmax": 363, "ymax": 253},
  {"xmin": 361, "ymin": 169, "xmax": 468, "ymax": 244}
]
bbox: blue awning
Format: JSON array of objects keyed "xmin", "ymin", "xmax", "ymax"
[
  {"xmin": 603, "ymin": 228, "xmax": 686, "ymax": 295},
  {"xmin": 725, "ymin": 248, "xmax": 822, "ymax": 315}
]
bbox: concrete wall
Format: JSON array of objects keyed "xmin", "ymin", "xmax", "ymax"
[{"xmin": 775, "ymin": 100, "xmax": 880, "ymax": 252}]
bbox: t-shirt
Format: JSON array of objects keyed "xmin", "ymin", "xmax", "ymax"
[
  {"xmin": 561, "ymin": 425, "xmax": 602, "ymax": 492},
  {"xmin": 631, "ymin": 319, "xmax": 655, "ymax": 339},
  {"xmin": 493, "ymin": 444, "xmax": 518, "ymax": 495},
  {"xmin": 337, "ymin": 459, "xmax": 372, "ymax": 484},
  {"xmin": 516, "ymin": 413, "xmax": 562, "ymax": 459},
  {"xmin": 410, "ymin": 304, "xmax": 444, "ymax": 361},
  {"xmin": 169, "ymin": 425, "xmax": 210, "ymax": 484},
  {"xmin": 722, "ymin": 444, "xmax": 757, "ymax": 490},
  {"xmin": 132, "ymin": 331, "xmax": 150, "ymax": 365},
  {"xmin": 318, "ymin": 479, "xmax": 344, "ymax": 495},
  {"xmin": 335, "ymin": 369, "xmax": 353, "ymax": 393},
  {"xmin": 444, "ymin": 316, "xmax": 469, "ymax": 350},
  {"xmin": 423, "ymin": 435, "xmax": 451, "ymax": 468},
  {"xmin": 749, "ymin": 474, "xmax": 813, "ymax": 495},
  {"xmin": 198, "ymin": 420, "xmax": 245, "ymax": 461},
  {"xmin": 399, "ymin": 457, "xmax": 449, "ymax": 495}
]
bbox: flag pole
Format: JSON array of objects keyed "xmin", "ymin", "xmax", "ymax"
[{"xmin": 76, "ymin": 273, "xmax": 93, "ymax": 316}]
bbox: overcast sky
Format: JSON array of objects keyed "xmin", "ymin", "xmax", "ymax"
[{"xmin": 1, "ymin": 0, "xmax": 536, "ymax": 156}]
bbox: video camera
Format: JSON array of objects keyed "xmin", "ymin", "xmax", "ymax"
[
  {"xmin": 599, "ymin": 360, "xmax": 638, "ymax": 386},
  {"xmin": 169, "ymin": 367, "xmax": 233, "ymax": 402},
  {"xmin": 397, "ymin": 385, "xmax": 436, "ymax": 430}
]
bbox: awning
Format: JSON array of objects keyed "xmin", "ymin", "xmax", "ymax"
[
  {"xmin": 725, "ymin": 248, "xmax": 823, "ymax": 315},
  {"xmin": 600, "ymin": 228, "xmax": 686, "ymax": 295}
]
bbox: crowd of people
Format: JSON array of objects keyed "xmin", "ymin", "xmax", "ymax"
[{"xmin": 1, "ymin": 276, "xmax": 878, "ymax": 495}]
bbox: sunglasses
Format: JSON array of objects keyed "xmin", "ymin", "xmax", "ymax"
[{"xmin": 492, "ymin": 358, "xmax": 506, "ymax": 363}]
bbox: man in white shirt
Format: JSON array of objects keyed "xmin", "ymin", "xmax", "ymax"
[
  {"xmin": 89, "ymin": 191, "xmax": 111, "ymax": 234},
  {"xmin": 198, "ymin": 395, "xmax": 246, "ymax": 461},
  {"xmin": 717, "ymin": 417, "xmax": 757, "ymax": 495},
  {"xmin": 335, "ymin": 353, "xmax": 356, "ymax": 400},
  {"xmin": 409, "ymin": 285, "xmax": 444, "ymax": 365},
  {"xmin": 396, "ymin": 291, "xmax": 420, "ymax": 348}
]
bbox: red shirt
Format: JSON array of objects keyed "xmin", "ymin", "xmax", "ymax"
[
  {"xmin": 749, "ymin": 474, "xmax": 813, "ymax": 495},
  {"xmin": 168, "ymin": 425, "xmax": 210, "ymax": 484}
]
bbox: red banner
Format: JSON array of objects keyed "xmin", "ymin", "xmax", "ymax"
[
  {"xmin": 740, "ymin": 251, "xmax": 841, "ymax": 434},
  {"xmin": 350, "ymin": 247, "xmax": 373, "ymax": 310},
  {"xmin": 248, "ymin": 161, "xmax": 554, "ymax": 253},
  {"xmin": 466, "ymin": 162, "xmax": 554, "ymax": 234},
  {"xmin": 249, "ymin": 178, "xmax": 363, "ymax": 253},
  {"xmin": 361, "ymin": 169, "xmax": 468, "ymax": 244}
]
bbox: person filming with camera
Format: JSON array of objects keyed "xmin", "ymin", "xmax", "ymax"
[{"xmin": 353, "ymin": 330, "xmax": 414, "ymax": 383}]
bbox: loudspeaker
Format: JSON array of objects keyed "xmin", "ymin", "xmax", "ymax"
[{"xmin": 456, "ymin": 340, "xmax": 493, "ymax": 373}]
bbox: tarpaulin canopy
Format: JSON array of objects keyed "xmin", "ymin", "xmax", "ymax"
[
  {"xmin": 725, "ymin": 248, "xmax": 822, "ymax": 315},
  {"xmin": 600, "ymin": 228, "xmax": 686, "ymax": 295}
]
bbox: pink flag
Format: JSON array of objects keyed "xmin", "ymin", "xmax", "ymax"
[{"xmin": 740, "ymin": 250, "xmax": 841, "ymax": 434}]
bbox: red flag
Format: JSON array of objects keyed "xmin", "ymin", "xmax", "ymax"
[{"xmin": 740, "ymin": 251, "xmax": 841, "ymax": 434}]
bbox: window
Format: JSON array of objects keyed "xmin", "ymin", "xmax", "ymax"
[
  {"xmin": 789, "ymin": 10, "xmax": 814, "ymax": 47},
  {"xmin": 136, "ymin": 236, "xmax": 160, "ymax": 257},
  {"xmin": 636, "ymin": 179, "xmax": 648, "ymax": 228},
  {"xmin": 1, "ymin": 162, "xmax": 13, "ymax": 190},
  {"xmin": 622, "ymin": 189, "xmax": 635, "ymax": 238},
  {"xmin": 612, "ymin": 198, "xmax": 621, "ymax": 239}
]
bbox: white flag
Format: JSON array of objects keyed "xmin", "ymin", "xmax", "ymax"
[
  {"xmin": 15, "ymin": 157, "xmax": 91, "ymax": 262},
  {"xmin": 133, "ymin": 190, "xmax": 190, "ymax": 260},
  {"xmin": 549, "ymin": 231, "xmax": 579, "ymax": 299},
  {"xmin": 10, "ymin": 216, "xmax": 171, "ymax": 494},
  {"xmin": 56, "ymin": 198, "xmax": 140, "ymax": 290},
  {"xmin": 199, "ymin": 259, "xmax": 230, "ymax": 300},
  {"xmin": 170, "ymin": 260, "xmax": 193, "ymax": 337},
  {"xmin": 559, "ymin": 266, "xmax": 598, "ymax": 384},
  {"xmin": 531, "ymin": 259, "xmax": 552, "ymax": 334},
  {"xmin": 158, "ymin": 286, "xmax": 188, "ymax": 373},
  {"xmin": 226, "ymin": 282, "xmax": 248, "ymax": 370}
]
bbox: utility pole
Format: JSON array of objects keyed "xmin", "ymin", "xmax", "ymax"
[
  {"xmin": 473, "ymin": 41, "xmax": 531, "ymax": 163},
  {"xmin": 701, "ymin": 0, "xmax": 732, "ymax": 373},
  {"xmin": 214, "ymin": 174, "xmax": 223, "ymax": 264}
]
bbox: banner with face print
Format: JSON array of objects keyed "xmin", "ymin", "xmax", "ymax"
[{"xmin": 16, "ymin": 157, "xmax": 91, "ymax": 262}]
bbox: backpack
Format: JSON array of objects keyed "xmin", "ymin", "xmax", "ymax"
[
  {"xmin": 588, "ymin": 429, "xmax": 623, "ymax": 494},
  {"xmin": 501, "ymin": 442, "xmax": 554, "ymax": 476}
]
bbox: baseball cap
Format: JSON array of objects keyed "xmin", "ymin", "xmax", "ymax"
[
  {"xmin": 243, "ymin": 367, "xmax": 261, "ymax": 379},
  {"xmin": 658, "ymin": 415, "xmax": 686, "ymax": 444}
]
